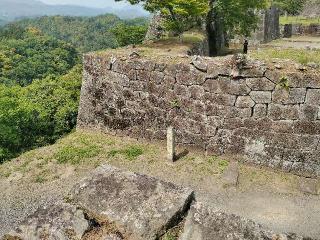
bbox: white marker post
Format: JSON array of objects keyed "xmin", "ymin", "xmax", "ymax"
[{"xmin": 167, "ymin": 126, "xmax": 176, "ymax": 162}]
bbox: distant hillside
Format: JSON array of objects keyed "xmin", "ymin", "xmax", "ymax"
[
  {"xmin": 302, "ymin": 0, "xmax": 320, "ymax": 17},
  {"xmin": 0, "ymin": 19, "xmax": 7, "ymax": 26},
  {"xmin": 0, "ymin": 0, "xmax": 148, "ymax": 23},
  {"xmin": 0, "ymin": 15, "xmax": 149, "ymax": 53}
]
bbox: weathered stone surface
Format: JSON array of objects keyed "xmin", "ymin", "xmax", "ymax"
[
  {"xmin": 189, "ymin": 85, "xmax": 204, "ymax": 99},
  {"xmin": 272, "ymin": 87, "xmax": 306, "ymax": 105},
  {"xmin": 253, "ymin": 104, "xmax": 267, "ymax": 118},
  {"xmin": 191, "ymin": 56, "xmax": 207, "ymax": 72},
  {"xmin": 299, "ymin": 178, "xmax": 319, "ymax": 195},
  {"xmin": 306, "ymin": 89, "xmax": 320, "ymax": 105},
  {"xmin": 235, "ymin": 96, "xmax": 255, "ymax": 108},
  {"xmin": 250, "ymin": 91, "xmax": 272, "ymax": 103},
  {"xmin": 179, "ymin": 202, "xmax": 307, "ymax": 240},
  {"xmin": 299, "ymin": 105, "xmax": 319, "ymax": 121},
  {"xmin": 268, "ymin": 104, "xmax": 299, "ymax": 120},
  {"xmin": 222, "ymin": 161, "xmax": 239, "ymax": 187},
  {"xmin": 70, "ymin": 165, "xmax": 194, "ymax": 240},
  {"xmin": 246, "ymin": 77, "xmax": 275, "ymax": 91},
  {"xmin": 7, "ymin": 202, "xmax": 89, "ymax": 240}
]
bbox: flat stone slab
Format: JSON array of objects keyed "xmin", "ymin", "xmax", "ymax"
[
  {"xmin": 299, "ymin": 177, "xmax": 319, "ymax": 195},
  {"xmin": 70, "ymin": 165, "xmax": 194, "ymax": 240},
  {"xmin": 5, "ymin": 202, "xmax": 89, "ymax": 240},
  {"xmin": 222, "ymin": 161, "xmax": 239, "ymax": 187},
  {"xmin": 179, "ymin": 202, "xmax": 310, "ymax": 240}
]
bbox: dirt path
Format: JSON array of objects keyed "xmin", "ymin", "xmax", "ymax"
[
  {"xmin": 263, "ymin": 36, "xmax": 320, "ymax": 50},
  {"xmin": 0, "ymin": 131, "xmax": 319, "ymax": 239}
]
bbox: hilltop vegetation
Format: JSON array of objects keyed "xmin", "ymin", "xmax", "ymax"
[
  {"xmin": 1, "ymin": 15, "xmax": 148, "ymax": 53},
  {"xmin": 0, "ymin": 15, "xmax": 148, "ymax": 163},
  {"xmin": 0, "ymin": 0, "xmax": 148, "ymax": 23}
]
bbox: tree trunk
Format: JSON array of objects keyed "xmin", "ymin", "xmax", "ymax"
[{"xmin": 206, "ymin": 0, "xmax": 226, "ymax": 56}]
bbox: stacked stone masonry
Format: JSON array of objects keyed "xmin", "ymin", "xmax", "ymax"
[{"xmin": 78, "ymin": 52, "xmax": 320, "ymax": 178}]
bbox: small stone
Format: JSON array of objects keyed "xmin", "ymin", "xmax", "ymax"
[
  {"xmin": 129, "ymin": 51, "xmax": 140, "ymax": 58},
  {"xmin": 299, "ymin": 177, "xmax": 319, "ymax": 195},
  {"xmin": 222, "ymin": 161, "xmax": 239, "ymax": 187},
  {"xmin": 191, "ymin": 56, "xmax": 208, "ymax": 72},
  {"xmin": 295, "ymin": 64, "xmax": 307, "ymax": 71},
  {"xmin": 275, "ymin": 64, "xmax": 282, "ymax": 69},
  {"xmin": 307, "ymin": 62, "xmax": 319, "ymax": 69}
]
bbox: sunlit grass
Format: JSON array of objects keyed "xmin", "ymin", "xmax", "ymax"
[
  {"xmin": 250, "ymin": 48, "xmax": 320, "ymax": 65},
  {"xmin": 280, "ymin": 16, "xmax": 320, "ymax": 26}
]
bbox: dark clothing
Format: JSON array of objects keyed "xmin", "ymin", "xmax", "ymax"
[{"xmin": 243, "ymin": 40, "xmax": 248, "ymax": 54}]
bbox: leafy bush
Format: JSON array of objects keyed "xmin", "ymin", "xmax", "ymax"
[
  {"xmin": 111, "ymin": 23, "xmax": 148, "ymax": 47},
  {"xmin": 0, "ymin": 65, "xmax": 82, "ymax": 163}
]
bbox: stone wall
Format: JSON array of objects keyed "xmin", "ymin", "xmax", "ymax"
[
  {"xmin": 291, "ymin": 24, "xmax": 320, "ymax": 36},
  {"xmin": 78, "ymin": 51, "xmax": 320, "ymax": 178}
]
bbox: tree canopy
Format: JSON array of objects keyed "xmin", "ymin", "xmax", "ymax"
[
  {"xmin": 116, "ymin": 0, "xmax": 209, "ymax": 35},
  {"xmin": 117, "ymin": 0, "xmax": 267, "ymax": 37},
  {"xmin": 271, "ymin": 0, "xmax": 305, "ymax": 15},
  {"xmin": 1, "ymin": 15, "xmax": 148, "ymax": 53}
]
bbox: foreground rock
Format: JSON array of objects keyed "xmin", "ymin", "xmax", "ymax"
[
  {"xmin": 70, "ymin": 165, "xmax": 194, "ymax": 240},
  {"xmin": 5, "ymin": 202, "xmax": 89, "ymax": 240},
  {"xmin": 180, "ymin": 202, "xmax": 311, "ymax": 240}
]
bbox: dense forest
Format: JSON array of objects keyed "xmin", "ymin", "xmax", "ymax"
[{"xmin": 0, "ymin": 14, "xmax": 148, "ymax": 162}]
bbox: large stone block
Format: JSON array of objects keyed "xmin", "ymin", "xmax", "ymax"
[
  {"xmin": 70, "ymin": 165, "xmax": 194, "ymax": 240},
  {"xmin": 306, "ymin": 89, "xmax": 320, "ymax": 105},
  {"xmin": 286, "ymin": 72, "xmax": 320, "ymax": 88},
  {"xmin": 176, "ymin": 69, "xmax": 205, "ymax": 86},
  {"xmin": 253, "ymin": 104, "xmax": 267, "ymax": 118},
  {"xmin": 7, "ymin": 202, "xmax": 90, "ymax": 240},
  {"xmin": 225, "ymin": 79, "xmax": 251, "ymax": 96},
  {"xmin": 235, "ymin": 96, "xmax": 255, "ymax": 108},
  {"xmin": 299, "ymin": 104, "xmax": 319, "ymax": 121},
  {"xmin": 268, "ymin": 104, "xmax": 300, "ymax": 120},
  {"xmin": 246, "ymin": 77, "xmax": 275, "ymax": 91},
  {"xmin": 272, "ymin": 87, "xmax": 306, "ymax": 105},
  {"xmin": 179, "ymin": 202, "xmax": 305, "ymax": 240},
  {"xmin": 189, "ymin": 85, "xmax": 205, "ymax": 99},
  {"xmin": 250, "ymin": 91, "xmax": 272, "ymax": 103},
  {"xmin": 204, "ymin": 93, "xmax": 237, "ymax": 106}
]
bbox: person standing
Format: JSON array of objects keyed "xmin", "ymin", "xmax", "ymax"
[{"xmin": 243, "ymin": 39, "xmax": 248, "ymax": 54}]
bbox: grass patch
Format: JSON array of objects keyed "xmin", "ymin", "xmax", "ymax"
[
  {"xmin": 280, "ymin": 16, "xmax": 320, "ymax": 26},
  {"xmin": 107, "ymin": 145, "xmax": 144, "ymax": 161},
  {"xmin": 250, "ymin": 48, "xmax": 320, "ymax": 65},
  {"xmin": 218, "ymin": 160, "xmax": 229, "ymax": 173},
  {"xmin": 55, "ymin": 144, "xmax": 102, "ymax": 165},
  {"xmin": 35, "ymin": 175, "xmax": 46, "ymax": 183},
  {"xmin": 162, "ymin": 233, "xmax": 176, "ymax": 240}
]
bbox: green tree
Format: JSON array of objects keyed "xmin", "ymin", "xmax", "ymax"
[
  {"xmin": 116, "ymin": 0, "xmax": 209, "ymax": 36},
  {"xmin": 111, "ymin": 23, "xmax": 148, "ymax": 46},
  {"xmin": 0, "ymin": 65, "xmax": 82, "ymax": 163},
  {"xmin": 116, "ymin": 0, "xmax": 267, "ymax": 55},
  {"xmin": 271, "ymin": 0, "xmax": 305, "ymax": 15},
  {"xmin": 0, "ymin": 27, "xmax": 78, "ymax": 86}
]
